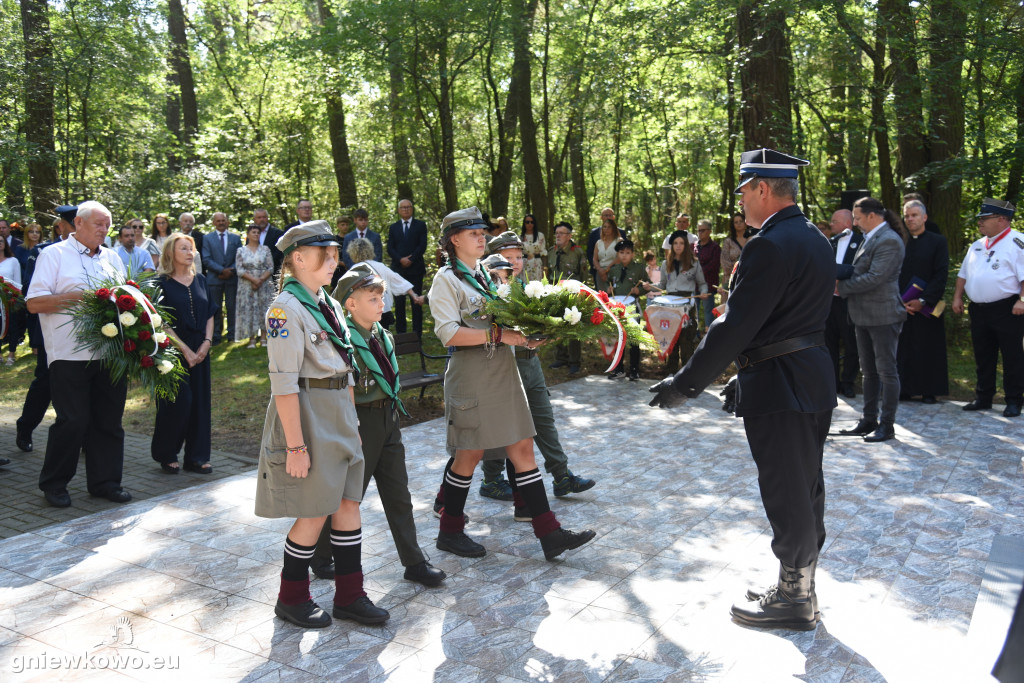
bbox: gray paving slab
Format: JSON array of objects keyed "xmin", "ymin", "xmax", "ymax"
[{"xmin": 0, "ymin": 376, "xmax": 1021, "ymax": 681}]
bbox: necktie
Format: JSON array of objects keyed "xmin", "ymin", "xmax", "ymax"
[
  {"xmin": 473, "ymin": 272, "xmax": 489, "ymax": 292},
  {"xmin": 318, "ymin": 300, "xmax": 354, "ymax": 367},
  {"xmin": 359, "ymin": 231, "xmax": 365, "ymax": 240},
  {"xmin": 555, "ymin": 251, "xmax": 562, "ymax": 273},
  {"xmin": 403, "ymin": 221, "xmax": 409, "ymax": 235},
  {"xmin": 369, "ymin": 335, "xmax": 396, "ymax": 384},
  {"xmin": 220, "ymin": 231, "xmax": 226, "ymax": 254}
]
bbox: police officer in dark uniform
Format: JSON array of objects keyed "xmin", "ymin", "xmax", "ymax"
[{"xmin": 650, "ymin": 148, "xmax": 836, "ymax": 631}]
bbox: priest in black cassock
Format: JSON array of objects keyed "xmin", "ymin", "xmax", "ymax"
[{"xmin": 897, "ymin": 199, "xmax": 949, "ymax": 402}]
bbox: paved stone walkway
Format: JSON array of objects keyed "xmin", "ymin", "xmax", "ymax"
[{"xmin": 0, "ymin": 376, "xmax": 1021, "ymax": 681}]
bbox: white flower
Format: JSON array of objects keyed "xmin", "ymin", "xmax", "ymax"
[
  {"xmin": 542, "ymin": 283, "xmax": 559, "ymax": 296},
  {"xmin": 119, "ymin": 312, "xmax": 137, "ymax": 327},
  {"xmin": 153, "ymin": 332, "xmax": 168, "ymax": 345},
  {"xmin": 157, "ymin": 360, "xmax": 174, "ymax": 375},
  {"xmin": 523, "ymin": 281, "xmax": 545, "ymax": 299},
  {"xmin": 562, "ymin": 306, "xmax": 582, "ymax": 325},
  {"xmin": 496, "ymin": 283, "xmax": 511, "ymax": 300},
  {"xmin": 100, "ymin": 323, "xmax": 119, "ymax": 338},
  {"xmin": 562, "ymin": 279, "xmax": 583, "ymax": 294},
  {"xmin": 149, "ymin": 313, "xmax": 163, "ymax": 328}
]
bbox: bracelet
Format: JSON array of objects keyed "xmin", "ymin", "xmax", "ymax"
[
  {"xmin": 286, "ymin": 445, "xmax": 307, "ymax": 454},
  {"xmin": 491, "ymin": 322, "xmax": 502, "ymax": 345},
  {"xmin": 203, "ymin": 338, "xmax": 212, "ymax": 344}
]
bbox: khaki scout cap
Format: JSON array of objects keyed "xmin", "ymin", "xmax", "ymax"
[
  {"xmin": 277, "ymin": 220, "xmax": 342, "ymax": 256},
  {"xmin": 332, "ymin": 262, "xmax": 385, "ymax": 304},
  {"xmin": 485, "ymin": 230, "xmax": 524, "ymax": 255},
  {"xmin": 481, "ymin": 253, "xmax": 513, "ymax": 272},
  {"xmin": 440, "ymin": 207, "xmax": 489, "ymax": 237}
]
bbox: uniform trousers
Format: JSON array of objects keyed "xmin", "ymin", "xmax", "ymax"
[
  {"xmin": 481, "ymin": 352, "xmax": 569, "ymax": 481},
  {"xmin": 743, "ymin": 409, "xmax": 831, "ymax": 569},
  {"xmin": 38, "ymin": 360, "xmax": 127, "ymax": 496},
  {"xmin": 152, "ymin": 357, "xmax": 212, "ymax": 466},
  {"xmin": 969, "ymin": 298, "xmax": 1024, "ymax": 404},
  {"xmin": 207, "ymin": 278, "xmax": 236, "ymax": 343},
  {"xmin": 16, "ymin": 347, "xmax": 50, "ymax": 438},
  {"xmin": 554, "ymin": 339, "xmax": 581, "ymax": 365},
  {"xmin": 314, "ymin": 401, "xmax": 425, "ymax": 569},
  {"xmin": 855, "ymin": 322, "xmax": 903, "ymax": 425},
  {"xmin": 393, "ymin": 273, "xmax": 424, "ymax": 337},
  {"xmin": 825, "ymin": 296, "xmax": 859, "ymax": 388}
]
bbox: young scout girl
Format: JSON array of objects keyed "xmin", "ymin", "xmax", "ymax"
[
  {"xmin": 332, "ymin": 263, "xmax": 447, "ymax": 588},
  {"xmin": 428, "ymin": 207, "xmax": 596, "ymax": 560},
  {"xmin": 255, "ymin": 222, "xmax": 388, "ymax": 628},
  {"xmin": 660, "ymin": 229, "xmax": 709, "ymax": 372}
]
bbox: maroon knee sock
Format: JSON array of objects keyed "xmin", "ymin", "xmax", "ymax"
[
  {"xmin": 278, "ymin": 574, "xmax": 312, "ymax": 606},
  {"xmin": 333, "ymin": 570, "xmax": 366, "ymax": 607}
]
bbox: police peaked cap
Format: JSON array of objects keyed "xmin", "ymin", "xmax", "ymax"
[
  {"xmin": 976, "ymin": 198, "xmax": 1015, "ymax": 219},
  {"xmin": 734, "ymin": 148, "xmax": 810, "ymax": 194}
]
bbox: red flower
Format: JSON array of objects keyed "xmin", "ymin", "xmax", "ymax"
[
  {"xmin": 140, "ymin": 355, "xmax": 154, "ymax": 368},
  {"xmin": 116, "ymin": 294, "xmax": 136, "ymax": 311},
  {"xmin": 138, "ymin": 330, "xmax": 152, "ymax": 341},
  {"xmin": 139, "ymin": 311, "xmax": 150, "ymax": 324},
  {"xmin": 596, "ymin": 291, "xmax": 610, "ymax": 303},
  {"xmin": 95, "ymin": 288, "xmax": 111, "ymax": 300},
  {"xmin": 590, "ymin": 308, "xmax": 605, "ymax": 324},
  {"xmin": 127, "ymin": 280, "xmax": 138, "ymax": 287},
  {"xmin": 123, "ymin": 339, "xmax": 136, "ymax": 352},
  {"xmin": 158, "ymin": 339, "xmax": 171, "ymax": 349}
]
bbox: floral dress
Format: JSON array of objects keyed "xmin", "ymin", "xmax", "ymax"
[
  {"xmin": 522, "ymin": 232, "xmax": 546, "ymax": 281},
  {"xmin": 235, "ymin": 244, "xmax": 275, "ymax": 340}
]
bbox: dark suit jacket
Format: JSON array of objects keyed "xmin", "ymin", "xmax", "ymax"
[
  {"xmin": 185, "ymin": 230, "xmax": 205, "ymax": 272},
  {"xmin": 387, "ymin": 218, "xmax": 428, "ymax": 278},
  {"xmin": 201, "ymin": 229, "xmax": 242, "ymax": 283},
  {"xmin": 672, "ymin": 204, "xmax": 837, "ymax": 417},
  {"xmin": 836, "ymin": 224, "xmax": 907, "ymax": 327},
  {"xmin": 831, "ymin": 228, "xmax": 864, "ymax": 280},
  {"xmin": 342, "ymin": 229, "xmax": 383, "ymax": 268},
  {"xmin": 262, "ymin": 225, "xmax": 284, "ymax": 272}
]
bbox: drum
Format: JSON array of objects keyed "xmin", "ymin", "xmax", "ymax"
[
  {"xmin": 612, "ymin": 295, "xmax": 636, "ymax": 306},
  {"xmin": 644, "ymin": 296, "xmax": 695, "ymax": 361}
]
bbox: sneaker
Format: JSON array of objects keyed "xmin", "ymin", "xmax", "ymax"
[
  {"xmin": 553, "ymin": 471, "xmax": 596, "ymax": 497},
  {"xmin": 513, "ymin": 506, "xmax": 533, "ymax": 522},
  {"xmin": 568, "ymin": 365, "xmax": 580, "ymax": 374},
  {"xmin": 549, "ymin": 360, "xmax": 567, "ymax": 369},
  {"xmin": 607, "ymin": 369, "xmax": 624, "ymax": 379},
  {"xmin": 628, "ymin": 370, "xmax": 640, "ymax": 381},
  {"xmin": 479, "ymin": 477, "xmax": 514, "ymax": 501},
  {"xmin": 432, "ymin": 500, "xmax": 469, "ymax": 524}
]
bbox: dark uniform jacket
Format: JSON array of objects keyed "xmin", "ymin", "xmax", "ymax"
[
  {"xmin": 607, "ymin": 261, "xmax": 650, "ymax": 298},
  {"xmin": 672, "ymin": 204, "xmax": 837, "ymax": 417},
  {"xmin": 547, "ymin": 242, "xmax": 588, "ymax": 281}
]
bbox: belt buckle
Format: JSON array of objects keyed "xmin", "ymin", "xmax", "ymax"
[{"xmin": 735, "ymin": 354, "xmax": 750, "ymax": 369}]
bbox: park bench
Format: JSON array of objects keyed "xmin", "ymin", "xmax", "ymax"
[{"xmin": 393, "ymin": 332, "xmax": 448, "ymax": 399}]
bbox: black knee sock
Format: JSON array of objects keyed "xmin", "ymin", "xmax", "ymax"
[
  {"xmin": 515, "ymin": 468, "xmax": 549, "ymax": 516},
  {"xmin": 331, "ymin": 528, "xmax": 362, "ymax": 576},
  {"xmin": 436, "ymin": 457, "xmax": 455, "ymax": 505},
  {"xmin": 282, "ymin": 537, "xmax": 316, "ymax": 581},
  {"xmin": 443, "ymin": 469, "xmax": 473, "ymax": 518},
  {"xmin": 505, "ymin": 460, "xmax": 517, "ymax": 490}
]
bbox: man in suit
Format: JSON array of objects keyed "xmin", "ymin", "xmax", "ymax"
[
  {"xmin": 253, "ymin": 207, "xmax": 284, "ymax": 273},
  {"xmin": 178, "ymin": 212, "xmax": 203, "ymax": 273},
  {"xmin": 836, "ymin": 197, "xmax": 907, "ymax": 442},
  {"xmin": 0, "ymin": 219, "xmax": 21, "ymax": 250},
  {"xmin": 825, "ymin": 209, "xmax": 863, "ymax": 398},
  {"xmin": 341, "ymin": 208, "xmax": 383, "ymax": 269},
  {"xmin": 202, "ymin": 212, "xmax": 241, "ymax": 344},
  {"xmin": 386, "ymin": 199, "xmax": 428, "ymax": 337},
  {"xmin": 650, "ymin": 148, "xmax": 836, "ymax": 632},
  {"xmin": 285, "ymin": 199, "xmax": 313, "ymax": 229}
]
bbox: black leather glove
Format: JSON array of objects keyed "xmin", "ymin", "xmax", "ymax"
[{"xmin": 648, "ymin": 376, "xmax": 689, "ymax": 409}]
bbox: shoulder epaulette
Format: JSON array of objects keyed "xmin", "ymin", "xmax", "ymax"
[{"xmin": 1014, "ymin": 237, "xmax": 1024, "ymax": 250}]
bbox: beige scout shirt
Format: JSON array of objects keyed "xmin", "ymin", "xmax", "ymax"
[
  {"xmin": 428, "ymin": 263, "xmax": 493, "ymax": 346},
  {"xmin": 266, "ymin": 288, "xmax": 354, "ymax": 394}
]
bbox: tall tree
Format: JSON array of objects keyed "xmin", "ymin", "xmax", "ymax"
[
  {"xmin": 19, "ymin": 0, "xmax": 59, "ymax": 222},
  {"xmin": 166, "ymin": 0, "xmax": 199, "ymax": 167},
  {"xmin": 882, "ymin": 0, "xmax": 928, "ymax": 189},
  {"xmin": 388, "ymin": 39, "xmax": 414, "ymax": 202},
  {"xmin": 315, "ymin": 0, "xmax": 358, "ymax": 210},
  {"xmin": 510, "ymin": 0, "xmax": 547, "ymax": 231},
  {"xmin": 736, "ymin": 0, "xmax": 792, "ymax": 149}
]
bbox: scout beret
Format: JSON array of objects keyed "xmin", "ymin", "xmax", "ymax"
[
  {"xmin": 277, "ymin": 220, "xmax": 342, "ymax": 256},
  {"xmin": 55, "ymin": 205, "xmax": 78, "ymax": 223},
  {"xmin": 440, "ymin": 207, "xmax": 489, "ymax": 237},
  {"xmin": 486, "ymin": 230, "xmax": 524, "ymax": 254},
  {"xmin": 735, "ymin": 148, "xmax": 810, "ymax": 194},
  {"xmin": 976, "ymin": 198, "xmax": 1015, "ymax": 219},
  {"xmin": 615, "ymin": 239, "xmax": 635, "ymax": 252},
  {"xmin": 332, "ymin": 262, "xmax": 385, "ymax": 304},
  {"xmin": 481, "ymin": 253, "xmax": 513, "ymax": 272}
]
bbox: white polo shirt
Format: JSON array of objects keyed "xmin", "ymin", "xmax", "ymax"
[
  {"xmin": 27, "ymin": 234, "xmax": 126, "ymax": 364},
  {"xmin": 958, "ymin": 229, "xmax": 1024, "ymax": 303}
]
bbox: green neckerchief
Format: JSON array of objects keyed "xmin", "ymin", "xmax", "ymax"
[
  {"xmin": 453, "ymin": 258, "xmax": 497, "ymax": 300},
  {"xmin": 344, "ymin": 315, "xmax": 408, "ymax": 416},
  {"xmin": 281, "ymin": 277, "xmax": 359, "ymax": 382}
]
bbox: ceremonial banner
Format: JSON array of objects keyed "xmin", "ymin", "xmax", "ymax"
[{"xmin": 644, "ymin": 296, "xmax": 692, "ymax": 362}]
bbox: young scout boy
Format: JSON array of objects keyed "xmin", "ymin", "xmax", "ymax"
[
  {"xmin": 606, "ymin": 239, "xmax": 652, "ymax": 380},
  {"xmin": 326, "ymin": 263, "xmax": 447, "ymax": 588}
]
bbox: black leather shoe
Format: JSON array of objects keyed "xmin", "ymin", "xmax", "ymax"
[
  {"xmin": 863, "ymin": 423, "xmax": 896, "ymax": 442},
  {"xmin": 403, "ymin": 561, "xmax": 446, "ymax": 587},
  {"xmin": 568, "ymin": 365, "xmax": 580, "ymax": 374},
  {"xmin": 963, "ymin": 399, "xmax": 992, "ymax": 411},
  {"xmin": 838, "ymin": 418, "xmax": 878, "ymax": 436},
  {"xmin": 840, "ymin": 383, "xmax": 856, "ymax": 399},
  {"xmin": 44, "ymin": 489, "xmax": 71, "ymax": 508},
  {"xmin": 0, "ymin": 457, "xmax": 9, "ymax": 467},
  {"xmin": 333, "ymin": 595, "xmax": 389, "ymax": 624},
  {"xmin": 548, "ymin": 361, "xmax": 567, "ymax": 369},
  {"xmin": 311, "ymin": 562, "xmax": 335, "ymax": 580},
  {"xmin": 1004, "ymin": 403, "xmax": 1022, "ymax": 418},
  {"xmin": 274, "ymin": 599, "xmax": 331, "ymax": 628},
  {"xmin": 732, "ymin": 563, "xmax": 817, "ymax": 631},
  {"xmin": 921, "ymin": 396, "xmax": 937, "ymax": 405},
  {"xmin": 746, "ymin": 559, "xmax": 819, "ymax": 621},
  {"xmin": 540, "ymin": 528, "xmax": 596, "ymax": 560},
  {"xmin": 15, "ymin": 433, "xmax": 32, "ymax": 452},
  {"xmin": 436, "ymin": 531, "xmax": 486, "ymax": 558},
  {"xmin": 92, "ymin": 488, "xmax": 132, "ymax": 504}
]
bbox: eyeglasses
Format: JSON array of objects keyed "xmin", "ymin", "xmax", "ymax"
[
  {"xmin": 524, "ymin": 220, "xmax": 535, "ymax": 224},
  {"xmin": 697, "ymin": 229, "xmax": 710, "ymax": 233}
]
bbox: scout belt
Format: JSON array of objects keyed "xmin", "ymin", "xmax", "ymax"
[
  {"xmin": 300, "ymin": 376, "xmax": 351, "ymax": 390},
  {"xmin": 735, "ymin": 333, "xmax": 825, "ymax": 369},
  {"xmin": 452, "ymin": 343, "xmax": 506, "ymax": 352}
]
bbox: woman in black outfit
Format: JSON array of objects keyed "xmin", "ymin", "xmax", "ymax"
[{"xmin": 152, "ymin": 233, "xmax": 215, "ymax": 474}]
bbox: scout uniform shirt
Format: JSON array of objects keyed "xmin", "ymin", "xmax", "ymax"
[
  {"xmin": 547, "ymin": 242, "xmax": 588, "ymax": 281},
  {"xmin": 349, "ymin": 320, "xmax": 398, "ymax": 405},
  {"xmin": 608, "ymin": 260, "xmax": 651, "ymax": 298},
  {"xmin": 958, "ymin": 228, "xmax": 1024, "ymax": 303}
]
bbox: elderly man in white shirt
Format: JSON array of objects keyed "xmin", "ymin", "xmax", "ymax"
[
  {"xmin": 26, "ymin": 200, "xmax": 132, "ymax": 508},
  {"xmin": 341, "ymin": 237, "xmax": 424, "ymax": 329}
]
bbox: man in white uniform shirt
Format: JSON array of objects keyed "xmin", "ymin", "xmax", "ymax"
[
  {"xmin": 953, "ymin": 198, "xmax": 1024, "ymax": 417},
  {"xmin": 26, "ymin": 200, "xmax": 131, "ymax": 508}
]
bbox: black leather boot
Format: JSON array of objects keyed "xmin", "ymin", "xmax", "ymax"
[
  {"xmin": 732, "ymin": 562, "xmax": 817, "ymax": 631},
  {"xmin": 539, "ymin": 528, "xmax": 596, "ymax": 560},
  {"xmin": 838, "ymin": 417, "xmax": 878, "ymax": 436},
  {"xmin": 745, "ymin": 558, "xmax": 818, "ymax": 621}
]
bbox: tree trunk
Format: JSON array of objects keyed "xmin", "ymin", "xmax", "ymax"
[
  {"xmin": 19, "ymin": 0, "xmax": 60, "ymax": 224},
  {"xmin": 437, "ymin": 35, "xmax": 458, "ymax": 212},
  {"xmin": 868, "ymin": 24, "xmax": 898, "ymax": 211},
  {"xmin": 1006, "ymin": 57, "xmax": 1024, "ymax": 204},
  {"xmin": 388, "ymin": 39, "xmax": 413, "ymax": 202},
  {"xmin": 568, "ymin": 112, "xmax": 589, "ymax": 231},
  {"xmin": 719, "ymin": 41, "xmax": 737, "ymax": 227},
  {"xmin": 928, "ymin": 0, "xmax": 967, "ymax": 255},
  {"xmin": 167, "ymin": 0, "xmax": 199, "ymax": 161},
  {"xmin": 881, "ymin": 0, "xmax": 927, "ymax": 190},
  {"xmin": 315, "ymin": 0, "xmax": 358, "ymax": 210},
  {"xmin": 511, "ymin": 0, "xmax": 546, "ymax": 231},
  {"xmin": 736, "ymin": 0, "xmax": 792, "ymax": 149}
]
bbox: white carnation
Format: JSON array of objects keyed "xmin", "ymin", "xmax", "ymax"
[
  {"xmin": 562, "ymin": 306, "xmax": 582, "ymax": 325},
  {"xmin": 157, "ymin": 360, "xmax": 174, "ymax": 375},
  {"xmin": 100, "ymin": 323, "xmax": 119, "ymax": 338},
  {"xmin": 542, "ymin": 284, "xmax": 559, "ymax": 296},
  {"xmin": 153, "ymin": 332, "xmax": 168, "ymax": 344},
  {"xmin": 150, "ymin": 313, "xmax": 163, "ymax": 328},
  {"xmin": 523, "ymin": 281, "xmax": 545, "ymax": 299},
  {"xmin": 118, "ymin": 312, "xmax": 137, "ymax": 327},
  {"xmin": 562, "ymin": 279, "xmax": 583, "ymax": 294},
  {"xmin": 496, "ymin": 283, "xmax": 511, "ymax": 300}
]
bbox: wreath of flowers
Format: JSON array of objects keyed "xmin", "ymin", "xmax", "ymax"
[
  {"xmin": 67, "ymin": 272, "xmax": 186, "ymax": 400},
  {"xmin": 0, "ymin": 276, "xmax": 24, "ymax": 339}
]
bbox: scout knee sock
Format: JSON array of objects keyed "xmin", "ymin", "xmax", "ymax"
[
  {"xmin": 331, "ymin": 528, "xmax": 366, "ymax": 607},
  {"xmin": 440, "ymin": 469, "xmax": 472, "ymax": 533},
  {"xmin": 516, "ymin": 468, "xmax": 560, "ymax": 537},
  {"xmin": 435, "ymin": 457, "xmax": 455, "ymax": 507},
  {"xmin": 506, "ymin": 460, "xmax": 527, "ymax": 509},
  {"xmin": 279, "ymin": 537, "xmax": 315, "ymax": 605}
]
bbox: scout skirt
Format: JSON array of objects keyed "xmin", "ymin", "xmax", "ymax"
[
  {"xmin": 445, "ymin": 344, "xmax": 535, "ymax": 452},
  {"xmin": 255, "ymin": 383, "xmax": 364, "ymax": 518}
]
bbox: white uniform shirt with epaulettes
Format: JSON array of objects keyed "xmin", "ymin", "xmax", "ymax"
[
  {"xmin": 428, "ymin": 263, "xmax": 493, "ymax": 346},
  {"xmin": 265, "ymin": 289, "xmax": 354, "ymax": 395},
  {"xmin": 958, "ymin": 229, "xmax": 1024, "ymax": 303}
]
